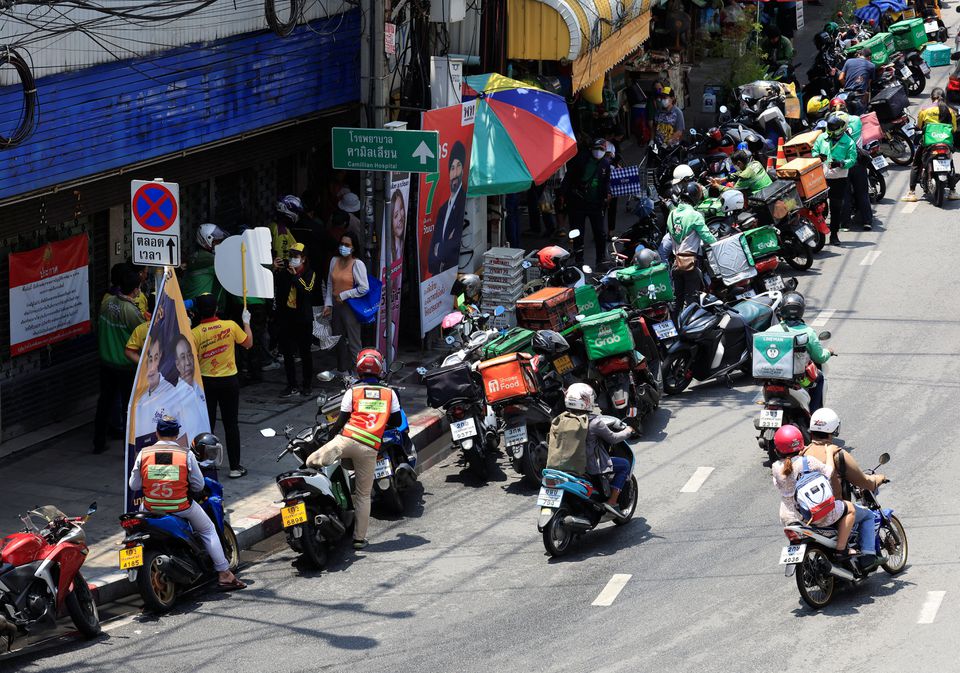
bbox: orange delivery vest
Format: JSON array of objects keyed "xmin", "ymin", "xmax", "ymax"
[
  {"xmin": 140, "ymin": 444, "xmax": 191, "ymax": 512},
  {"xmin": 342, "ymin": 385, "xmax": 394, "ymax": 449}
]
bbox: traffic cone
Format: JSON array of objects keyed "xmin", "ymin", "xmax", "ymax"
[
  {"xmin": 775, "ymin": 136, "xmax": 787, "ymax": 168},
  {"xmin": 766, "ymin": 154, "xmax": 775, "ymax": 171}
]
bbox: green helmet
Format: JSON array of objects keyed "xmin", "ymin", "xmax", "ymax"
[{"xmin": 823, "ymin": 21, "xmax": 839, "ymax": 36}]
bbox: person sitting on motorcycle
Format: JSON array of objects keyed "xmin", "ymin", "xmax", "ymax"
[
  {"xmin": 813, "ymin": 114, "xmax": 857, "ymax": 246},
  {"xmin": 771, "ymin": 425, "xmax": 860, "ymax": 562},
  {"xmin": 762, "ymin": 26, "xmax": 794, "ymax": 70},
  {"xmin": 728, "ymin": 149, "xmax": 773, "ymax": 196},
  {"xmin": 903, "ymin": 87, "xmax": 960, "ymax": 203},
  {"xmin": 666, "ymin": 182, "xmax": 717, "ymax": 314},
  {"xmin": 830, "ymin": 96, "xmax": 875, "ymax": 230},
  {"xmin": 128, "ymin": 416, "xmax": 245, "ymax": 590},
  {"xmin": 772, "ymin": 292, "xmax": 833, "ymax": 413},
  {"xmin": 838, "ymin": 47, "xmax": 875, "ymax": 114},
  {"xmin": 548, "ymin": 383, "xmax": 637, "ymax": 517},
  {"xmin": 451, "ymin": 273, "xmax": 481, "ymax": 312},
  {"xmin": 306, "ymin": 348, "xmax": 402, "ymax": 550}
]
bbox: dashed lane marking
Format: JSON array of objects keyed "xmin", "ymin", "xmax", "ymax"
[
  {"xmin": 902, "ymin": 201, "xmax": 919, "ymax": 214},
  {"xmin": 811, "ymin": 309, "xmax": 835, "ymax": 327},
  {"xmin": 680, "ymin": 467, "xmax": 715, "ymax": 493},
  {"xmin": 592, "ymin": 574, "xmax": 632, "ymax": 606},
  {"xmin": 860, "ymin": 250, "xmax": 882, "ymax": 266},
  {"xmin": 918, "ymin": 591, "xmax": 946, "ymax": 624}
]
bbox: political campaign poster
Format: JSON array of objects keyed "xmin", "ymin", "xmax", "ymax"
[
  {"xmin": 8, "ymin": 234, "xmax": 91, "ymax": 356},
  {"xmin": 377, "ymin": 171, "xmax": 411, "ymax": 361},
  {"xmin": 124, "ymin": 269, "xmax": 210, "ymax": 511},
  {"xmin": 416, "ymin": 102, "xmax": 475, "ymax": 336}
]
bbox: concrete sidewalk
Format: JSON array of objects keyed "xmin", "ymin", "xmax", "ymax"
[{"xmin": 0, "ymin": 346, "xmax": 450, "ymax": 605}]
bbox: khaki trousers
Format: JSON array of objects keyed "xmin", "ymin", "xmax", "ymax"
[{"xmin": 307, "ymin": 434, "xmax": 378, "ymax": 541}]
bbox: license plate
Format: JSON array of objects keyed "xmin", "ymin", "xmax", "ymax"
[
  {"xmin": 796, "ymin": 224, "xmax": 815, "ymax": 242},
  {"xmin": 925, "ymin": 20, "xmax": 939, "ymax": 34},
  {"xmin": 764, "ymin": 275, "xmax": 784, "ymax": 292},
  {"xmin": 920, "ymin": 62, "xmax": 931, "ymax": 75},
  {"xmin": 537, "ymin": 487, "xmax": 563, "ymax": 508},
  {"xmin": 374, "ymin": 457, "xmax": 393, "ymax": 479},
  {"xmin": 934, "ymin": 159, "xmax": 952, "ymax": 172},
  {"xmin": 553, "ymin": 354, "xmax": 574, "ymax": 375},
  {"xmin": 281, "ymin": 501, "xmax": 308, "ymax": 528},
  {"xmin": 652, "ymin": 320, "xmax": 678, "ymax": 339},
  {"xmin": 900, "ymin": 66, "xmax": 912, "ymax": 79},
  {"xmin": 758, "ymin": 408, "xmax": 784, "ymax": 428},
  {"xmin": 780, "ymin": 544, "xmax": 806, "ymax": 565},
  {"xmin": 451, "ymin": 417, "xmax": 478, "ymax": 441},
  {"xmin": 118, "ymin": 545, "xmax": 143, "ymax": 569},
  {"xmin": 902, "ymin": 124, "xmax": 916, "ymax": 137},
  {"xmin": 504, "ymin": 424, "xmax": 527, "ymax": 447},
  {"xmin": 736, "ymin": 289, "xmax": 757, "ymax": 300},
  {"xmin": 871, "ymin": 155, "xmax": 888, "ymax": 170}
]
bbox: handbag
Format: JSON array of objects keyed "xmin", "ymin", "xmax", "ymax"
[
  {"xmin": 345, "ymin": 272, "xmax": 382, "ymax": 325},
  {"xmin": 673, "ymin": 251, "xmax": 697, "ymax": 272}
]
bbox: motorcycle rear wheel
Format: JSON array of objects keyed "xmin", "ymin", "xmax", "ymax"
[
  {"xmin": 662, "ymin": 352, "xmax": 693, "ymax": 395},
  {"xmin": 378, "ymin": 479, "xmax": 404, "ymax": 514},
  {"xmin": 880, "ymin": 514, "xmax": 909, "ymax": 574},
  {"xmin": 905, "ymin": 71, "xmax": 926, "ymax": 96},
  {"xmin": 300, "ymin": 520, "xmax": 330, "ymax": 570},
  {"xmin": 932, "ymin": 179, "xmax": 945, "ymax": 208},
  {"xmin": 796, "ymin": 547, "xmax": 835, "ymax": 609},
  {"xmin": 222, "ymin": 523, "xmax": 240, "ymax": 572},
  {"xmin": 612, "ymin": 475, "xmax": 639, "ymax": 526},
  {"xmin": 783, "ymin": 240, "xmax": 813, "ymax": 271},
  {"xmin": 812, "ymin": 228, "xmax": 826, "ymax": 253},
  {"xmin": 65, "ymin": 571, "xmax": 101, "ymax": 638},
  {"xmin": 522, "ymin": 433, "xmax": 548, "ymax": 487},
  {"xmin": 542, "ymin": 508, "xmax": 573, "ymax": 557},
  {"xmin": 137, "ymin": 549, "xmax": 178, "ymax": 613},
  {"xmin": 868, "ymin": 170, "xmax": 886, "ymax": 203}
]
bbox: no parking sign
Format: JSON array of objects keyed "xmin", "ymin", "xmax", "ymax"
[{"xmin": 131, "ymin": 179, "xmax": 180, "ymax": 267}]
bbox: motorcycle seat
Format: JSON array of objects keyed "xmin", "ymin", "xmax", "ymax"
[{"xmin": 731, "ymin": 297, "xmax": 775, "ymax": 330}]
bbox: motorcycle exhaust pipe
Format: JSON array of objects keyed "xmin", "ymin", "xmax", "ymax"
[
  {"xmin": 155, "ymin": 554, "xmax": 202, "ymax": 585},
  {"xmin": 561, "ymin": 515, "xmax": 593, "ymax": 532},
  {"xmin": 826, "ymin": 562, "xmax": 855, "ymax": 581},
  {"xmin": 314, "ymin": 514, "xmax": 346, "ymax": 538}
]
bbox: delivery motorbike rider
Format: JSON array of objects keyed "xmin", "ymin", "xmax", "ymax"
[
  {"xmin": 306, "ymin": 349, "xmax": 402, "ymax": 550},
  {"xmin": 770, "ymin": 291, "xmax": 833, "ymax": 413},
  {"xmin": 727, "ymin": 148, "xmax": 773, "ymax": 196},
  {"xmin": 546, "ymin": 383, "xmax": 637, "ymax": 518},
  {"xmin": 903, "ymin": 87, "xmax": 960, "ymax": 203},
  {"xmin": 664, "ymin": 182, "xmax": 717, "ymax": 316},
  {"xmin": 802, "ymin": 408, "xmax": 887, "ymax": 498},
  {"xmin": 127, "ymin": 416, "xmax": 245, "ymax": 590}
]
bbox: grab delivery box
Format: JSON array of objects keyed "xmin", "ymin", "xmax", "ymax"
[{"xmin": 752, "ymin": 331, "xmax": 800, "ymax": 380}]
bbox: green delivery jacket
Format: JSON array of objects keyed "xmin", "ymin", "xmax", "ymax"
[
  {"xmin": 839, "ymin": 112, "xmax": 863, "ymax": 146},
  {"xmin": 774, "ymin": 320, "xmax": 832, "ymax": 365},
  {"xmin": 667, "ymin": 203, "xmax": 718, "ymax": 255},
  {"xmin": 812, "ymin": 132, "xmax": 857, "ymax": 179},
  {"xmin": 733, "ymin": 160, "xmax": 774, "ymax": 195}
]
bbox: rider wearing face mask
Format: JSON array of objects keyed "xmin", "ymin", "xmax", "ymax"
[{"xmin": 274, "ymin": 242, "xmax": 317, "ymax": 397}]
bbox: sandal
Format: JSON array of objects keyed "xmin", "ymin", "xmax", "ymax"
[{"xmin": 217, "ymin": 578, "xmax": 247, "ymax": 591}]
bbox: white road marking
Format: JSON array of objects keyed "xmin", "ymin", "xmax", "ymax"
[
  {"xmin": 902, "ymin": 201, "xmax": 918, "ymax": 214},
  {"xmin": 917, "ymin": 591, "xmax": 946, "ymax": 624},
  {"xmin": 860, "ymin": 250, "xmax": 882, "ymax": 266},
  {"xmin": 592, "ymin": 574, "xmax": 632, "ymax": 606},
  {"xmin": 680, "ymin": 467, "xmax": 715, "ymax": 493},
  {"xmin": 811, "ymin": 309, "xmax": 835, "ymax": 327},
  {"xmin": 100, "ymin": 613, "xmax": 139, "ymax": 632}
]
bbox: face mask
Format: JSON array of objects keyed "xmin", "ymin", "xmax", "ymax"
[
  {"xmin": 592, "ymin": 149, "xmax": 605, "ymax": 160},
  {"xmin": 339, "ymin": 245, "xmax": 352, "ymax": 257},
  {"xmin": 289, "ymin": 257, "xmax": 302, "ymax": 268}
]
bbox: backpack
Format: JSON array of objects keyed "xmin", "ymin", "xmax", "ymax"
[
  {"xmin": 546, "ymin": 412, "xmax": 589, "ymax": 474},
  {"xmin": 794, "ymin": 457, "xmax": 836, "ymax": 523}
]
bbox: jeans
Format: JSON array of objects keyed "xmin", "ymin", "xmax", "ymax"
[
  {"xmin": 280, "ymin": 316, "xmax": 314, "ymax": 389},
  {"xmin": 826, "ymin": 177, "xmax": 849, "ymax": 236},
  {"xmin": 853, "ymin": 503, "xmax": 877, "ymax": 556},
  {"xmin": 569, "ymin": 207, "xmax": 607, "ymax": 265},
  {"xmin": 609, "ymin": 456, "xmax": 631, "ymax": 491},
  {"xmin": 203, "ymin": 374, "xmax": 241, "ymax": 470},
  {"xmin": 847, "ymin": 160, "xmax": 872, "ymax": 227},
  {"xmin": 93, "ymin": 364, "xmax": 135, "ymax": 450},
  {"xmin": 808, "ymin": 369, "xmax": 824, "ymax": 413}
]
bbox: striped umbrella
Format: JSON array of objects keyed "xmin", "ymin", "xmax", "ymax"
[{"xmin": 462, "ymin": 73, "xmax": 578, "ymax": 196}]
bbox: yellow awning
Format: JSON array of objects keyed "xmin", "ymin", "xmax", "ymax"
[{"xmin": 571, "ymin": 10, "xmax": 651, "ymax": 92}]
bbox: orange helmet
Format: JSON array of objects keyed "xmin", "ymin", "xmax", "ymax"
[
  {"xmin": 537, "ymin": 245, "xmax": 570, "ymax": 271},
  {"xmin": 355, "ymin": 348, "xmax": 385, "ymax": 378}
]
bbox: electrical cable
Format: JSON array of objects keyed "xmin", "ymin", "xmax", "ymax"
[
  {"xmin": 264, "ymin": 0, "xmax": 303, "ymax": 36},
  {"xmin": 0, "ymin": 47, "xmax": 38, "ymax": 148}
]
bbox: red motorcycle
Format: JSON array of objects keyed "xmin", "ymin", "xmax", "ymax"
[{"xmin": 0, "ymin": 503, "xmax": 100, "ymax": 650}]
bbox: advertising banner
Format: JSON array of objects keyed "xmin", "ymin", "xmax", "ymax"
[
  {"xmin": 377, "ymin": 172, "xmax": 411, "ymax": 361},
  {"xmin": 8, "ymin": 234, "xmax": 91, "ymax": 356},
  {"xmin": 124, "ymin": 270, "xmax": 210, "ymax": 511},
  {"xmin": 416, "ymin": 102, "xmax": 475, "ymax": 336}
]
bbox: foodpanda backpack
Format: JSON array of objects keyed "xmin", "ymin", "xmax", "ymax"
[{"xmin": 794, "ymin": 457, "xmax": 836, "ymax": 524}]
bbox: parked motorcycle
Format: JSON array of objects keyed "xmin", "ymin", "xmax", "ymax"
[
  {"xmin": 662, "ymin": 292, "xmax": 782, "ymax": 395},
  {"xmin": 537, "ymin": 418, "xmax": 639, "ymax": 557},
  {"xmin": 780, "ymin": 453, "xmax": 907, "ymax": 609},
  {"xmin": 0, "ymin": 504, "xmax": 100, "ymax": 650}
]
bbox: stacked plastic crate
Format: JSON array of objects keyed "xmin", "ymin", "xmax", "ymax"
[{"xmin": 482, "ymin": 247, "xmax": 525, "ymax": 330}]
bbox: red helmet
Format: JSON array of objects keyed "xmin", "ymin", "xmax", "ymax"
[
  {"xmin": 537, "ymin": 245, "xmax": 570, "ymax": 271},
  {"xmin": 773, "ymin": 425, "xmax": 805, "ymax": 457},
  {"xmin": 355, "ymin": 348, "xmax": 385, "ymax": 378},
  {"xmin": 829, "ymin": 96, "xmax": 847, "ymax": 112}
]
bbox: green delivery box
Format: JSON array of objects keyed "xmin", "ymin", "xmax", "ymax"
[
  {"xmin": 574, "ymin": 284, "xmax": 601, "ymax": 317},
  {"xmin": 481, "ymin": 327, "xmax": 535, "ymax": 359},
  {"xmin": 580, "ymin": 309, "xmax": 635, "ymax": 361},
  {"xmin": 615, "ymin": 262, "xmax": 674, "ymax": 309},
  {"xmin": 752, "ymin": 331, "xmax": 798, "ymax": 380}
]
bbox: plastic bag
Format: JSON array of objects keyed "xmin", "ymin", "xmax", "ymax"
[{"xmin": 312, "ymin": 309, "xmax": 341, "ymax": 350}]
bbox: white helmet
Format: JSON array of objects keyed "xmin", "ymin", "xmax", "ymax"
[
  {"xmin": 671, "ymin": 164, "xmax": 694, "ymax": 184},
  {"xmin": 809, "ymin": 407, "xmax": 841, "ymax": 435},
  {"xmin": 196, "ymin": 223, "xmax": 227, "ymax": 251},
  {"xmin": 564, "ymin": 382, "xmax": 596, "ymax": 411},
  {"xmin": 720, "ymin": 189, "xmax": 745, "ymax": 214}
]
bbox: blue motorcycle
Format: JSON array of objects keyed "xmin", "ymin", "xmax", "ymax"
[
  {"xmin": 374, "ymin": 408, "xmax": 418, "ymax": 513},
  {"xmin": 536, "ymin": 417, "xmax": 639, "ymax": 557},
  {"xmin": 118, "ymin": 451, "xmax": 238, "ymax": 613}
]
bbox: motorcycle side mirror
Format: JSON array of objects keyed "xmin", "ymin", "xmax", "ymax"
[
  {"xmin": 389, "ymin": 359, "xmax": 405, "ymax": 373},
  {"xmin": 445, "ymin": 335, "xmax": 456, "ymax": 345},
  {"xmin": 260, "ymin": 428, "xmax": 277, "ymax": 438},
  {"xmin": 878, "ymin": 452, "xmax": 890, "ymax": 465},
  {"xmin": 582, "ymin": 265, "xmax": 592, "ymax": 274},
  {"xmin": 522, "ymin": 260, "xmax": 533, "ymax": 269},
  {"xmin": 818, "ymin": 330, "xmax": 832, "ymax": 340},
  {"xmin": 494, "ymin": 305, "xmax": 505, "ymax": 316},
  {"xmin": 315, "ymin": 394, "xmax": 328, "ymax": 407},
  {"xmin": 786, "ymin": 278, "xmax": 799, "ymax": 291},
  {"xmin": 416, "ymin": 366, "xmax": 428, "ymax": 376},
  {"xmin": 87, "ymin": 502, "xmax": 97, "ymax": 516},
  {"xmin": 568, "ymin": 229, "xmax": 581, "ymax": 239},
  {"xmin": 316, "ymin": 371, "xmax": 336, "ymax": 382},
  {"xmin": 283, "ymin": 424, "xmax": 294, "ymax": 439}
]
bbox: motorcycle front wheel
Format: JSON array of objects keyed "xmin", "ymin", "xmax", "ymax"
[
  {"xmin": 542, "ymin": 508, "xmax": 573, "ymax": 557},
  {"xmin": 612, "ymin": 475, "xmax": 639, "ymax": 526},
  {"xmin": 137, "ymin": 549, "xmax": 178, "ymax": 613},
  {"xmin": 662, "ymin": 351, "xmax": 693, "ymax": 395},
  {"xmin": 796, "ymin": 546, "xmax": 836, "ymax": 609},
  {"xmin": 65, "ymin": 571, "xmax": 101, "ymax": 638},
  {"xmin": 222, "ymin": 523, "xmax": 240, "ymax": 572},
  {"xmin": 880, "ymin": 514, "xmax": 909, "ymax": 574},
  {"xmin": 880, "ymin": 130, "xmax": 914, "ymax": 166}
]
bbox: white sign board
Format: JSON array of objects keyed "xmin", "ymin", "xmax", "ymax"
[
  {"xmin": 214, "ymin": 227, "xmax": 275, "ymax": 299},
  {"xmin": 131, "ymin": 179, "xmax": 181, "ymax": 267}
]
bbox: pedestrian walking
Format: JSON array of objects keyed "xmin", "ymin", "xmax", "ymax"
[
  {"xmin": 191, "ymin": 294, "xmax": 253, "ymax": 478},
  {"xmin": 323, "ymin": 231, "xmax": 369, "ymax": 378},
  {"xmin": 275, "ymin": 242, "xmax": 318, "ymax": 397}
]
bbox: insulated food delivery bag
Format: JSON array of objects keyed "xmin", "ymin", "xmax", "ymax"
[
  {"xmin": 615, "ymin": 262, "xmax": 674, "ymax": 309},
  {"xmin": 478, "ymin": 353, "xmax": 540, "ymax": 405},
  {"xmin": 579, "ymin": 309, "xmax": 635, "ymax": 361}
]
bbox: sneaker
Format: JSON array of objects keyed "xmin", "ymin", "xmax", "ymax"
[
  {"xmin": 352, "ymin": 538, "xmax": 369, "ymax": 550},
  {"xmin": 262, "ymin": 359, "xmax": 283, "ymax": 371},
  {"xmin": 863, "ymin": 222, "xmax": 872, "ymax": 230},
  {"xmin": 280, "ymin": 387, "xmax": 300, "ymax": 398},
  {"xmin": 229, "ymin": 466, "xmax": 248, "ymax": 479},
  {"xmin": 901, "ymin": 191, "xmax": 918, "ymax": 202}
]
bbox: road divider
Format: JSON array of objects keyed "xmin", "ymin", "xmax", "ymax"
[
  {"xmin": 591, "ymin": 574, "xmax": 632, "ymax": 606},
  {"xmin": 680, "ymin": 467, "xmax": 715, "ymax": 493}
]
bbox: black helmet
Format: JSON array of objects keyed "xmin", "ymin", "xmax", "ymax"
[
  {"xmin": 532, "ymin": 329, "xmax": 570, "ymax": 356},
  {"xmin": 632, "ymin": 247, "xmax": 660, "ymax": 269},
  {"xmin": 191, "ymin": 432, "xmax": 224, "ymax": 465},
  {"xmin": 825, "ymin": 113, "xmax": 847, "ymax": 139},
  {"xmin": 744, "ymin": 133, "xmax": 765, "ymax": 156},
  {"xmin": 780, "ymin": 292, "xmax": 806, "ymax": 321},
  {"xmin": 450, "ymin": 273, "xmax": 481, "ymax": 299},
  {"xmin": 676, "ymin": 181, "xmax": 704, "ymax": 205},
  {"xmin": 814, "ymin": 31, "xmax": 831, "ymax": 51}
]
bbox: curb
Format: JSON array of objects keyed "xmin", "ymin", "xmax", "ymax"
[{"xmin": 88, "ymin": 408, "xmax": 450, "ymax": 607}]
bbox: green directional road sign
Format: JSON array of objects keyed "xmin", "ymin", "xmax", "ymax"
[{"xmin": 331, "ymin": 127, "xmax": 439, "ymax": 173}]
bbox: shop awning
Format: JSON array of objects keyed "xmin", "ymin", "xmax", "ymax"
[{"xmin": 507, "ymin": 0, "xmax": 653, "ymax": 84}]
